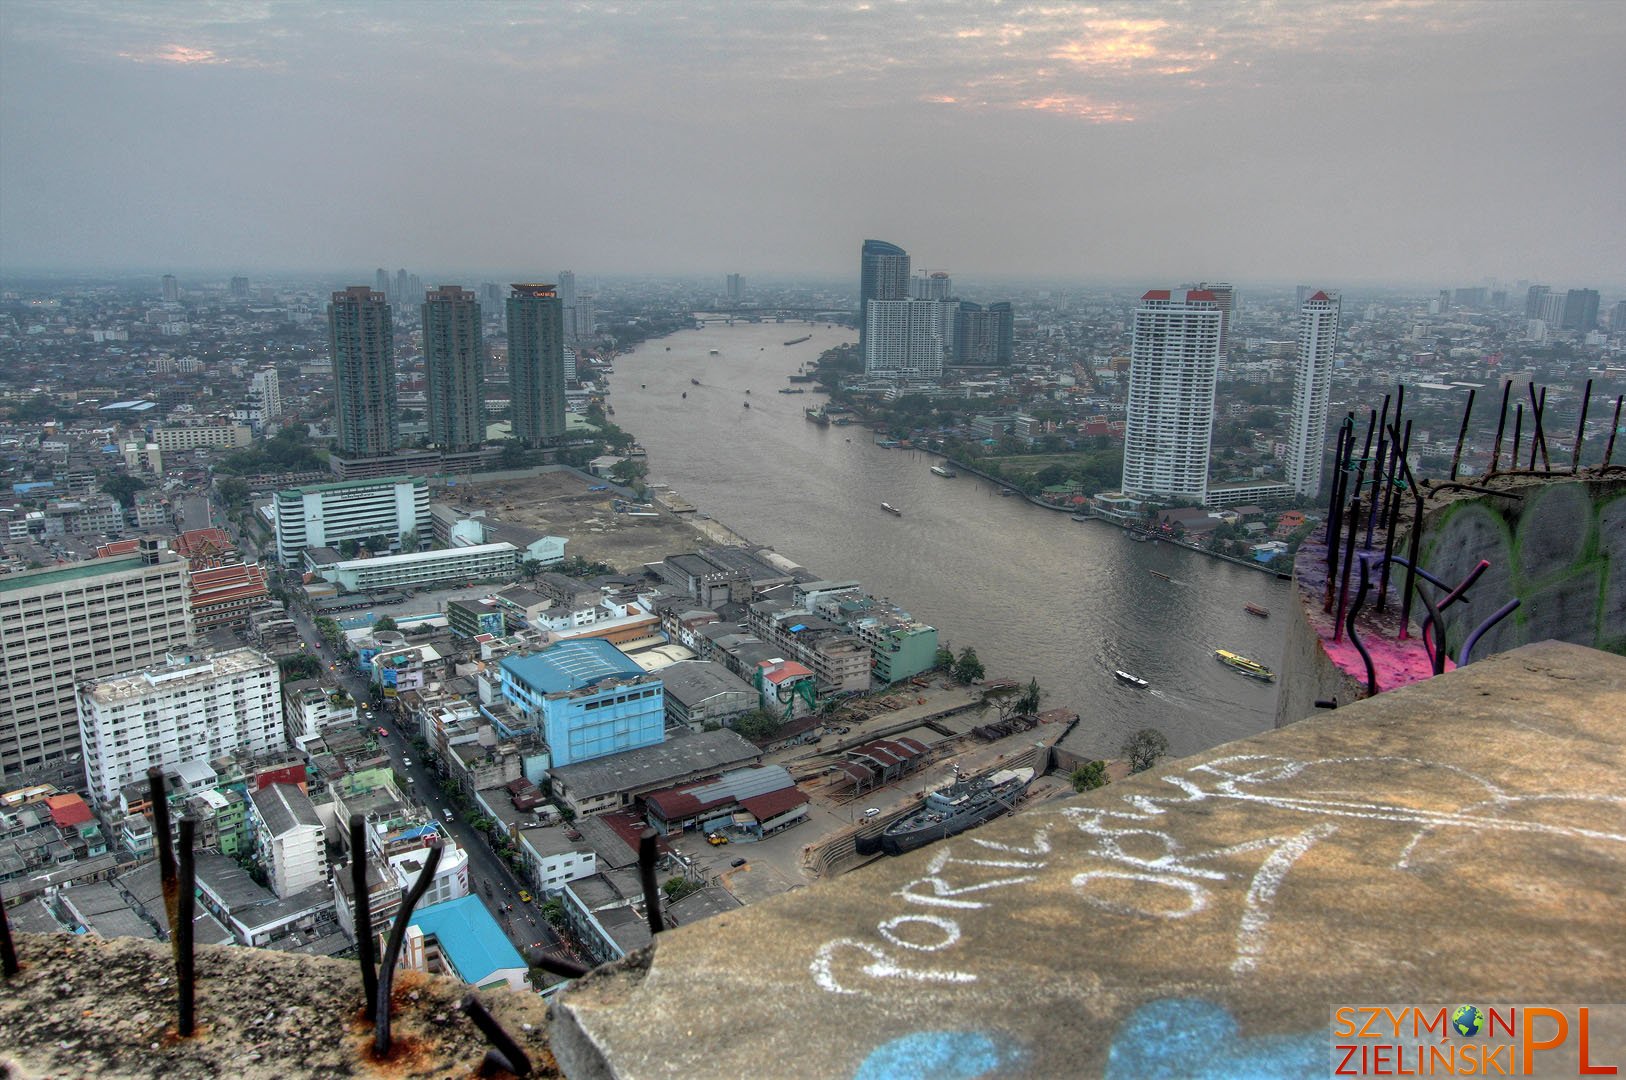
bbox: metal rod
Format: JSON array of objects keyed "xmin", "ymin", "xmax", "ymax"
[
  {"xmin": 349, "ymin": 814, "xmax": 378, "ymax": 1020},
  {"xmin": 1606, "ymin": 396, "xmax": 1623, "ymax": 467},
  {"xmin": 534, "ymin": 953, "xmax": 591, "ymax": 979},
  {"xmin": 1365, "ymin": 417, "xmax": 1388, "ymax": 550},
  {"xmin": 1397, "ymin": 485, "xmax": 1425, "ymax": 641},
  {"xmin": 1510, "ymin": 403, "xmax": 1523, "ymax": 470},
  {"xmin": 1377, "ymin": 424, "xmax": 1408, "ymax": 612},
  {"xmin": 1324, "ymin": 422, "xmax": 1350, "ymax": 564},
  {"xmin": 374, "ymin": 839, "xmax": 443, "ymax": 1058},
  {"xmin": 461, "ymin": 992, "xmax": 534, "ymax": 1078},
  {"xmin": 1449, "ymin": 387, "xmax": 1476, "ymax": 480},
  {"xmin": 1323, "ymin": 425, "xmax": 1350, "ymax": 603},
  {"xmin": 1414, "ymin": 573, "xmax": 1449, "ymax": 676},
  {"xmin": 1536, "ymin": 385, "xmax": 1551, "ymax": 472},
  {"xmin": 1573, "ymin": 378, "xmax": 1593, "ymax": 472},
  {"xmin": 0, "ymin": 883, "xmax": 19, "ymax": 977},
  {"xmin": 1458, "ymin": 599, "xmax": 1522, "ymax": 667},
  {"xmin": 177, "ymin": 816, "xmax": 197, "ymax": 1037},
  {"xmin": 1527, "ymin": 383, "xmax": 1545, "ymax": 471},
  {"xmin": 1489, "ymin": 379, "xmax": 1511, "ymax": 475},
  {"xmin": 1346, "ymin": 555, "xmax": 1379, "ymax": 698},
  {"xmin": 638, "ymin": 828, "xmax": 666, "ymax": 936},
  {"xmin": 1436, "ymin": 559, "xmax": 1490, "ymax": 614},
  {"xmin": 1334, "ymin": 495, "xmax": 1361, "ymax": 643},
  {"xmin": 148, "ymin": 768, "xmax": 179, "ymax": 954}
]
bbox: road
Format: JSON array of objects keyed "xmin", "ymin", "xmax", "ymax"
[{"xmin": 283, "ymin": 602, "xmax": 565, "ymax": 965}]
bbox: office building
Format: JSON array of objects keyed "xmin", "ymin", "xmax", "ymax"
[
  {"xmin": 954, "ymin": 301, "xmax": 1014, "ymax": 365},
  {"xmin": 557, "ymin": 270, "xmax": 577, "ymax": 340},
  {"xmin": 161, "ymin": 274, "xmax": 179, "ymax": 302},
  {"xmin": 574, "ymin": 294, "xmax": 597, "ymax": 341},
  {"xmin": 272, "ymin": 476, "xmax": 431, "ymax": 565},
  {"xmin": 375, "ymin": 268, "xmax": 391, "ymax": 298},
  {"xmin": 914, "ymin": 271, "xmax": 952, "ymax": 300},
  {"xmin": 230, "ymin": 276, "xmax": 250, "ymax": 299},
  {"xmin": 864, "ymin": 299, "xmax": 951, "ymax": 380},
  {"xmin": 1120, "ymin": 289, "xmax": 1223, "ymax": 503},
  {"xmin": 249, "ymin": 367, "xmax": 281, "ymax": 424},
  {"xmin": 726, "ymin": 274, "xmax": 744, "ymax": 302},
  {"xmin": 0, "ymin": 540, "xmax": 194, "ymax": 784},
  {"xmin": 1561, "ymin": 289, "xmax": 1600, "ymax": 332},
  {"xmin": 1611, "ymin": 300, "xmax": 1626, "ymax": 332},
  {"xmin": 77, "ymin": 649, "xmax": 283, "ymax": 803},
  {"xmin": 328, "ymin": 286, "xmax": 398, "ymax": 458},
  {"xmin": 1525, "ymin": 285, "xmax": 1551, "ymax": 319},
  {"xmin": 422, "ymin": 286, "xmax": 485, "ymax": 452},
  {"xmin": 506, "ymin": 284, "xmax": 568, "ymax": 447},
  {"xmin": 858, "ymin": 239, "xmax": 910, "ymax": 356},
  {"xmin": 1285, "ymin": 291, "xmax": 1341, "ymax": 499},
  {"xmin": 499, "ymin": 639, "xmax": 664, "ymax": 768},
  {"xmin": 1197, "ymin": 282, "xmax": 1235, "ymax": 359}
]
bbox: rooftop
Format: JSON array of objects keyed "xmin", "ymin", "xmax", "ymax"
[
  {"xmin": 409, "ymin": 894, "xmax": 527, "ymax": 986},
  {"xmin": 0, "ymin": 552, "xmax": 155, "ymax": 595},
  {"xmin": 500, "ymin": 638, "xmax": 646, "ymax": 695},
  {"xmin": 549, "ymin": 729, "xmax": 761, "ymax": 801},
  {"xmin": 249, "ymin": 783, "xmax": 321, "ymax": 837}
]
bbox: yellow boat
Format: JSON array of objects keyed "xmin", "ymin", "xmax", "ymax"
[{"xmin": 1215, "ymin": 649, "xmax": 1275, "ymax": 681}]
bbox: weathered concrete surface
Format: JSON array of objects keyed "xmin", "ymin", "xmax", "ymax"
[{"xmin": 551, "ymin": 642, "xmax": 1626, "ymax": 1079}]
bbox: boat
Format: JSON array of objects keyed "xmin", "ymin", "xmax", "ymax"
[
  {"xmin": 879, "ymin": 767, "xmax": 1035, "ymax": 855},
  {"xmin": 743, "ymin": 401, "xmax": 750, "ymax": 408},
  {"xmin": 709, "ymin": 349, "xmax": 720, "ymax": 355},
  {"xmin": 1114, "ymin": 670, "xmax": 1150, "ymax": 689},
  {"xmin": 880, "ymin": 502, "xmax": 903, "ymax": 516},
  {"xmin": 805, "ymin": 407, "xmax": 830, "ymax": 426},
  {"xmin": 930, "ymin": 465, "xmax": 958, "ymax": 478},
  {"xmin": 783, "ymin": 335, "xmax": 812, "ymax": 346},
  {"xmin": 745, "ymin": 389, "xmax": 751, "ymax": 394},
  {"xmin": 1000, "ymin": 488, "xmax": 1019, "ymax": 497},
  {"xmin": 778, "ymin": 387, "xmax": 806, "ymax": 394},
  {"xmin": 1149, "ymin": 570, "xmax": 1171, "ymax": 581},
  {"xmin": 788, "ymin": 373, "xmax": 816, "ymax": 383},
  {"xmin": 691, "ymin": 378, "xmax": 701, "ymax": 386},
  {"xmin": 1244, "ymin": 603, "xmax": 1270, "ymax": 618},
  {"xmin": 681, "ymin": 392, "xmax": 687, "ymax": 399},
  {"xmin": 1215, "ymin": 649, "xmax": 1276, "ymax": 681}
]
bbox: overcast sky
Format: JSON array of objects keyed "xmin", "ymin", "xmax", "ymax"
[{"xmin": 2, "ymin": 1, "xmax": 1622, "ymax": 287}]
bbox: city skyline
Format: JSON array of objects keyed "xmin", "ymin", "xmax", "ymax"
[{"xmin": 2, "ymin": 1, "xmax": 1623, "ymax": 284}]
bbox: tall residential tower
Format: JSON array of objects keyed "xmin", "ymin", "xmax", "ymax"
[
  {"xmin": 328, "ymin": 286, "xmax": 398, "ymax": 458},
  {"xmin": 1120, "ymin": 289, "xmax": 1223, "ymax": 504},
  {"xmin": 858, "ymin": 240, "xmax": 910, "ymax": 356},
  {"xmin": 507, "ymin": 284, "xmax": 567, "ymax": 448},
  {"xmin": 422, "ymin": 286, "xmax": 486, "ymax": 452},
  {"xmin": 1285, "ymin": 291, "xmax": 1341, "ymax": 499}
]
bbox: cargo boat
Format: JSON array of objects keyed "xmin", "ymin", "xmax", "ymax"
[
  {"xmin": 1215, "ymin": 649, "xmax": 1275, "ymax": 681},
  {"xmin": 930, "ymin": 465, "xmax": 958, "ymax": 478},
  {"xmin": 1114, "ymin": 670, "xmax": 1150, "ymax": 688},
  {"xmin": 1244, "ymin": 603, "xmax": 1270, "ymax": 618},
  {"xmin": 879, "ymin": 767, "xmax": 1035, "ymax": 855},
  {"xmin": 783, "ymin": 335, "xmax": 812, "ymax": 346}
]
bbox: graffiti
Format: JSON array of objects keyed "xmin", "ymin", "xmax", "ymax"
[
  {"xmin": 1105, "ymin": 998, "xmax": 1325, "ymax": 1080},
  {"xmin": 851, "ymin": 1030, "xmax": 1024, "ymax": 1080}
]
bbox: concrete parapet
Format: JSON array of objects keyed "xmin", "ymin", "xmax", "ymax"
[{"xmin": 550, "ymin": 641, "xmax": 1626, "ymax": 1078}]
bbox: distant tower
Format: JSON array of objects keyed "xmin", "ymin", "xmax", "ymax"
[
  {"xmin": 1561, "ymin": 289, "xmax": 1600, "ymax": 332},
  {"xmin": 162, "ymin": 274, "xmax": 179, "ymax": 302},
  {"xmin": 859, "ymin": 240, "xmax": 911, "ymax": 356},
  {"xmin": 250, "ymin": 367, "xmax": 282, "ymax": 423},
  {"xmin": 327, "ymin": 286, "xmax": 398, "ymax": 457},
  {"xmin": 726, "ymin": 273, "xmax": 744, "ymax": 302},
  {"xmin": 1197, "ymin": 282, "xmax": 1235, "ymax": 360},
  {"xmin": 1525, "ymin": 285, "xmax": 1551, "ymax": 319},
  {"xmin": 1285, "ymin": 291, "xmax": 1341, "ymax": 499},
  {"xmin": 557, "ymin": 270, "xmax": 577, "ymax": 341},
  {"xmin": 953, "ymin": 301, "xmax": 1014, "ymax": 366},
  {"xmin": 574, "ymin": 294, "xmax": 597, "ymax": 341},
  {"xmin": 375, "ymin": 268, "xmax": 390, "ymax": 298},
  {"xmin": 507, "ymin": 284, "xmax": 567, "ymax": 448},
  {"xmin": 422, "ymin": 285, "xmax": 486, "ymax": 452},
  {"xmin": 394, "ymin": 269, "xmax": 409, "ymax": 306},
  {"xmin": 1120, "ymin": 289, "xmax": 1222, "ymax": 504},
  {"xmin": 230, "ymin": 276, "xmax": 250, "ymax": 299},
  {"xmin": 864, "ymin": 299, "xmax": 949, "ymax": 380},
  {"xmin": 915, "ymin": 271, "xmax": 953, "ymax": 301}
]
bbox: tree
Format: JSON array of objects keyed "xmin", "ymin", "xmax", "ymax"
[
  {"xmin": 399, "ymin": 529, "xmax": 420, "ymax": 553},
  {"xmin": 952, "ymin": 646, "xmax": 985, "ymax": 685},
  {"xmin": 732, "ymin": 709, "xmax": 785, "ymax": 742},
  {"xmin": 314, "ymin": 616, "xmax": 341, "ymax": 645},
  {"xmin": 1070, "ymin": 760, "xmax": 1110, "ymax": 792},
  {"xmin": 372, "ymin": 616, "xmax": 398, "ymax": 633},
  {"xmin": 216, "ymin": 476, "xmax": 251, "ymax": 509},
  {"xmin": 521, "ymin": 558, "xmax": 543, "ymax": 583},
  {"xmin": 661, "ymin": 876, "xmax": 700, "ymax": 902},
  {"xmin": 1120, "ymin": 728, "xmax": 1170, "ymax": 775},
  {"xmin": 100, "ymin": 474, "xmax": 148, "ymax": 509},
  {"xmin": 278, "ymin": 654, "xmax": 322, "ymax": 682},
  {"xmin": 1015, "ymin": 678, "xmax": 1043, "ymax": 717},
  {"xmin": 608, "ymin": 457, "xmax": 648, "ymax": 485},
  {"xmin": 338, "ymin": 539, "xmax": 359, "ymax": 558},
  {"xmin": 540, "ymin": 898, "xmax": 566, "ymax": 927},
  {"xmin": 933, "ymin": 646, "xmax": 954, "ymax": 671}
]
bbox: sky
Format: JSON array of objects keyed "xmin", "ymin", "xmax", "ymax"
[{"xmin": 2, "ymin": 1, "xmax": 1623, "ymax": 287}]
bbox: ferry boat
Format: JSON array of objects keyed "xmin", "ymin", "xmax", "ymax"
[
  {"xmin": 880, "ymin": 502, "xmax": 903, "ymax": 516},
  {"xmin": 930, "ymin": 465, "xmax": 958, "ymax": 478},
  {"xmin": 1244, "ymin": 603, "xmax": 1270, "ymax": 618},
  {"xmin": 778, "ymin": 387, "xmax": 806, "ymax": 394},
  {"xmin": 1114, "ymin": 670, "xmax": 1150, "ymax": 689},
  {"xmin": 879, "ymin": 767, "xmax": 1034, "ymax": 855},
  {"xmin": 1215, "ymin": 649, "xmax": 1275, "ymax": 681}
]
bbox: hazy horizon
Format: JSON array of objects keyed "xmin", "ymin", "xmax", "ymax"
[{"xmin": 3, "ymin": 1, "xmax": 1623, "ymax": 287}]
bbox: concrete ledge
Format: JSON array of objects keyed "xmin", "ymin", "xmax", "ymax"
[{"xmin": 550, "ymin": 641, "xmax": 1626, "ymax": 1078}]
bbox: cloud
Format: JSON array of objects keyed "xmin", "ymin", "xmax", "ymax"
[{"xmin": 117, "ymin": 43, "xmax": 229, "ymax": 65}]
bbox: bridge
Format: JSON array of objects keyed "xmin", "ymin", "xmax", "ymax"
[{"xmin": 691, "ymin": 307, "xmax": 855, "ymax": 326}]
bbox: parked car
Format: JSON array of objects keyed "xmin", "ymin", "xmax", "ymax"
[
  {"xmin": 518, "ymin": 889, "xmax": 533, "ymax": 903},
  {"xmin": 730, "ymin": 857, "xmax": 747, "ymax": 868},
  {"xmin": 707, "ymin": 833, "xmax": 728, "ymax": 846},
  {"xmin": 863, "ymin": 807, "xmax": 880, "ymax": 819},
  {"xmin": 442, "ymin": 808, "xmax": 454, "ymax": 822}
]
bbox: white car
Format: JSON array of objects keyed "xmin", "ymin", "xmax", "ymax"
[
  {"xmin": 863, "ymin": 807, "xmax": 881, "ymax": 819},
  {"xmin": 402, "ymin": 758, "xmax": 412, "ymax": 768},
  {"xmin": 442, "ymin": 808, "xmax": 454, "ymax": 822}
]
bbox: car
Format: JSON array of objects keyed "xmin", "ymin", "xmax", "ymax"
[
  {"xmin": 707, "ymin": 833, "xmax": 728, "ymax": 846},
  {"xmin": 518, "ymin": 889, "xmax": 533, "ymax": 903},
  {"xmin": 863, "ymin": 807, "xmax": 881, "ymax": 819},
  {"xmin": 442, "ymin": 808, "xmax": 454, "ymax": 821},
  {"xmin": 402, "ymin": 758, "xmax": 412, "ymax": 768},
  {"xmin": 730, "ymin": 857, "xmax": 747, "ymax": 868},
  {"xmin": 376, "ymin": 727, "xmax": 389, "ymax": 737}
]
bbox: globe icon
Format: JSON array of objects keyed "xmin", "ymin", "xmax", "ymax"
[{"xmin": 1452, "ymin": 1005, "xmax": 1484, "ymax": 1038}]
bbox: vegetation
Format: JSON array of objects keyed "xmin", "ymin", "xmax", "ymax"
[
  {"xmin": 372, "ymin": 615, "xmax": 398, "ymax": 633},
  {"xmin": 661, "ymin": 876, "xmax": 701, "ymax": 902},
  {"xmin": 608, "ymin": 457, "xmax": 649, "ymax": 485},
  {"xmin": 1121, "ymin": 728, "xmax": 1170, "ymax": 774},
  {"xmin": 540, "ymin": 898, "xmax": 566, "ymax": 927},
  {"xmin": 521, "ymin": 558, "xmax": 544, "ymax": 583},
  {"xmin": 99, "ymin": 473, "xmax": 148, "ymax": 509},
  {"xmin": 215, "ymin": 426, "xmax": 324, "ymax": 475},
  {"xmin": 1070, "ymin": 760, "xmax": 1110, "ymax": 792},
  {"xmin": 933, "ymin": 646, "xmax": 954, "ymax": 671},
  {"xmin": 314, "ymin": 616, "xmax": 341, "ymax": 646},
  {"xmin": 216, "ymin": 476, "xmax": 252, "ymax": 509},
  {"xmin": 732, "ymin": 709, "xmax": 785, "ymax": 742},
  {"xmin": 951, "ymin": 646, "xmax": 985, "ymax": 685},
  {"xmin": 278, "ymin": 654, "xmax": 323, "ymax": 682},
  {"xmin": 1014, "ymin": 678, "xmax": 1044, "ymax": 717},
  {"xmin": 552, "ymin": 555, "xmax": 613, "ymax": 578}
]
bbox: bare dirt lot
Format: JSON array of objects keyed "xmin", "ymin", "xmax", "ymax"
[{"xmin": 446, "ymin": 470, "xmax": 714, "ymax": 572}]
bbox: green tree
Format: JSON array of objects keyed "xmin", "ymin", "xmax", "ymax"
[
  {"xmin": 521, "ymin": 558, "xmax": 543, "ymax": 583},
  {"xmin": 933, "ymin": 646, "xmax": 954, "ymax": 671},
  {"xmin": 216, "ymin": 476, "xmax": 251, "ymax": 509},
  {"xmin": 732, "ymin": 709, "xmax": 785, "ymax": 741},
  {"xmin": 372, "ymin": 616, "xmax": 398, "ymax": 633},
  {"xmin": 540, "ymin": 898, "xmax": 566, "ymax": 927},
  {"xmin": 314, "ymin": 616, "xmax": 341, "ymax": 645},
  {"xmin": 608, "ymin": 457, "xmax": 648, "ymax": 485},
  {"xmin": 1070, "ymin": 760, "xmax": 1110, "ymax": 792},
  {"xmin": 100, "ymin": 474, "xmax": 148, "ymax": 509},
  {"xmin": 952, "ymin": 646, "xmax": 985, "ymax": 685},
  {"xmin": 338, "ymin": 539, "xmax": 359, "ymax": 558},
  {"xmin": 399, "ymin": 529, "xmax": 420, "ymax": 553},
  {"xmin": 1015, "ymin": 678, "xmax": 1044, "ymax": 716},
  {"xmin": 661, "ymin": 876, "xmax": 700, "ymax": 902},
  {"xmin": 1120, "ymin": 728, "xmax": 1170, "ymax": 774},
  {"xmin": 278, "ymin": 654, "xmax": 322, "ymax": 682}
]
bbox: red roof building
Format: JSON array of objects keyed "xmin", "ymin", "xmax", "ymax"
[
  {"xmin": 45, "ymin": 792, "xmax": 94, "ymax": 829},
  {"xmin": 189, "ymin": 562, "xmax": 270, "ymax": 630}
]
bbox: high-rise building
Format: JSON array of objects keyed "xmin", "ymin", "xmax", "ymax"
[
  {"xmin": 1197, "ymin": 282, "xmax": 1235, "ymax": 359},
  {"xmin": 574, "ymin": 294, "xmax": 597, "ymax": 341},
  {"xmin": 1561, "ymin": 289, "xmax": 1600, "ymax": 332},
  {"xmin": 161, "ymin": 274, "xmax": 179, "ymax": 302},
  {"xmin": 1120, "ymin": 289, "xmax": 1223, "ymax": 503},
  {"xmin": 249, "ymin": 367, "xmax": 281, "ymax": 423},
  {"xmin": 859, "ymin": 240, "xmax": 911, "ymax": 355},
  {"xmin": 421, "ymin": 285, "xmax": 485, "ymax": 452},
  {"xmin": 230, "ymin": 276, "xmax": 250, "ymax": 299},
  {"xmin": 0, "ymin": 539, "xmax": 194, "ymax": 785},
  {"xmin": 864, "ymin": 299, "xmax": 950, "ymax": 380},
  {"xmin": 915, "ymin": 271, "xmax": 953, "ymax": 300},
  {"xmin": 393, "ymin": 269, "xmax": 410, "ymax": 306},
  {"xmin": 726, "ymin": 273, "xmax": 744, "ymax": 301},
  {"xmin": 953, "ymin": 301, "xmax": 1014, "ymax": 365},
  {"xmin": 77, "ymin": 648, "xmax": 283, "ymax": 803},
  {"xmin": 507, "ymin": 284, "xmax": 568, "ymax": 448},
  {"xmin": 1525, "ymin": 285, "xmax": 1551, "ymax": 319},
  {"xmin": 328, "ymin": 286, "xmax": 398, "ymax": 458},
  {"xmin": 1611, "ymin": 300, "xmax": 1626, "ymax": 332},
  {"xmin": 375, "ymin": 268, "xmax": 391, "ymax": 298},
  {"xmin": 272, "ymin": 476, "xmax": 431, "ymax": 565},
  {"xmin": 1285, "ymin": 291, "xmax": 1342, "ymax": 499},
  {"xmin": 557, "ymin": 270, "xmax": 577, "ymax": 341}
]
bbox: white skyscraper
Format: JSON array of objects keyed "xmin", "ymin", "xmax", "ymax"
[
  {"xmin": 864, "ymin": 299, "xmax": 950, "ymax": 380},
  {"xmin": 1120, "ymin": 289, "xmax": 1222, "ymax": 503},
  {"xmin": 1285, "ymin": 291, "xmax": 1341, "ymax": 498},
  {"xmin": 250, "ymin": 367, "xmax": 281, "ymax": 423}
]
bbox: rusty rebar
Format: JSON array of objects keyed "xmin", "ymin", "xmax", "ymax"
[
  {"xmin": 1377, "ymin": 422, "xmax": 1409, "ymax": 613},
  {"xmin": 461, "ymin": 992, "xmax": 534, "ymax": 1078},
  {"xmin": 1449, "ymin": 386, "xmax": 1476, "ymax": 481},
  {"xmin": 534, "ymin": 952, "xmax": 591, "ymax": 979},
  {"xmin": 148, "ymin": 768, "xmax": 179, "ymax": 952},
  {"xmin": 1392, "ymin": 448, "xmax": 1426, "ymax": 641},
  {"xmin": 1606, "ymin": 396, "xmax": 1623, "ymax": 467},
  {"xmin": 1527, "ymin": 383, "xmax": 1549, "ymax": 471},
  {"xmin": 374, "ymin": 838, "xmax": 443, "ymax": 1058},
  {"xmin": 1489, "ymin": 379, "xmax": 1511, "ymax": 474},
  {"xmin": 1572, "ymin": 378, "xmax": 1593, "ymax": 472},
  {"xmin": 1, "ymin": 883, "xmax": 19, "ymax": 977},
  {"xmin": 1346, "ymin": 555, "xmax": 1379, "ymax": 699},
  {"xmin": 1510, "ymin": 403, "xmax": 1523, "ymax": 471},
  {"xmin": 1324, "ymin": 421, "xmax": 1351, "ymax": 563},
  {"xmin": 638, "ymin": 828, "xmax": 665, "ymax": 936},
  {"xmin": 177, "ymin": 816, "xmax": 197, "ymax": 1037},
  {"xmin": 1334, "ymin": 495, "xmax": 1361, "ymax": 643},
  {"xmin": 349, "ymin": 813, "xmax": 378, "ymax": 1020}
]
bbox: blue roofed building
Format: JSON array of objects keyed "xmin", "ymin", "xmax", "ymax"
[
  {"xmin": 403, "ymin": 894, "xmax": 529, "ymax": 991},
  {"xmin": 499, "ymin": 639, "xmax": 665, "ymax": 768}
]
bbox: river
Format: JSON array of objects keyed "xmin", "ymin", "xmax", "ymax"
[{"xmin": 608, "ymin": 321, "xmax": 1287, "ymax": 760}]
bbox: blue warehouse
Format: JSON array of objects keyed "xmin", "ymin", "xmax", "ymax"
[{"xmin": 499, "ymin": 639, "xmax": 665, "ymax": 767}]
